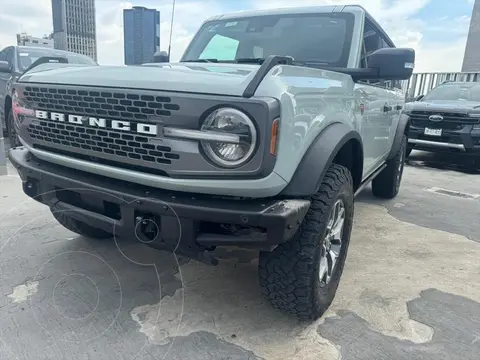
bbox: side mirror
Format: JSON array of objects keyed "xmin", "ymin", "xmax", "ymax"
[
  {"xmin": 415, "ymin": 94, "xmax": 424, "ymax": 101},
  {"xmin": 368, "ymin": 48, "xmax": 415, "ymax": 80},
  {"xmin": 0, "ymin": 60, "xmax": 11, "ymax": 73},
  {"xmin": 153, "ymin": 51, "xmax": 169, "ymax": 63}
]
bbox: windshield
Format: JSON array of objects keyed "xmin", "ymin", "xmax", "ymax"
[
  {"xmin": 16, "ymin": 48, "xmax": 97, "ymax": 71},
  {"xmin": 422, "ymin": 83, "xmax": 480, "ymax": 102},
  {"xmin": 181, "ymin": 13, "xmax": 354, "ymax": 67}
]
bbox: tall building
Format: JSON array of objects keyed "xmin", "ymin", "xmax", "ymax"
[
  {"xmin": 123, "ymin": 6, "xmax": 160, "ymax": 65},
  {"xmin": 51, "ymin": 0, "xmax": 97, "ymax": 60},
  {"xmin": 462, "ymin": 0, "xmax": 480, "ymax": 72}
]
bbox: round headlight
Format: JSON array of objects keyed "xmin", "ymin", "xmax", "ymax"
[{"xmin": 201, "ymin": 108, "xmax": 257, "ymax": 168}]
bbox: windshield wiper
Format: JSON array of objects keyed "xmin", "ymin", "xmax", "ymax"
[
  {"xmin": 234, "ymin": 58, "xmax": 266, "ymax": 64},
  {"xmin": 182, "ymin": 59, "xmax": 218, "ymax": 63}
]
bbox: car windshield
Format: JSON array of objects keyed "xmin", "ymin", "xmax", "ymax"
[
  {"xmin": 181, "ymin": 13, "xmax": 354, "ymax": 67},
  {"xmin": 16, "ymin": 48, "xmax": 97, "ymax": 71},
  {"xmin": 422, "ymin": 83, "xmax": 480, "ymax": 102}
]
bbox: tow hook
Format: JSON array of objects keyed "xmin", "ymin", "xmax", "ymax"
[{"xmin": 135, "ymin": 214, "xmax": 160, "ymax": 243}]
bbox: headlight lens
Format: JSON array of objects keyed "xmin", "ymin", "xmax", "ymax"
[{"xmin": 201, "ymin": 108, "xmax": 257, "ymax": 168}]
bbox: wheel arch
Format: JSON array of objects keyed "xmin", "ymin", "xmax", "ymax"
[
  {"xmin": 280, "ymin": 122, "xmax": 363, "ymax": 197},
  {"xmin": 4, "ymin": 95, "xmax": 12, "ymax": 132},
  {"xmin": 388, "ymin": 113, "xmax": 410, "ymax": 159}
]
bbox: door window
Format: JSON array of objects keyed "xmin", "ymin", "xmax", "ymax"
[
  {"xmin": 5, "ymin": 47, "xmax": 14, "ymax": 66},
  {"xmin": 360, "ymin": 22, "xmax": 402, "ymax": 89}
]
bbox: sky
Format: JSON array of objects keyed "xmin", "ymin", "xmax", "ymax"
[{"xmin": 0, "ymin": 0, "xmax": 476, "ymax": 72}]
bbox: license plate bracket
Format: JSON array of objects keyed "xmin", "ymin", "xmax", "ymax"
[{"xmin": 424, "ymin": 127, "xmax": 442, "ymax": 136}]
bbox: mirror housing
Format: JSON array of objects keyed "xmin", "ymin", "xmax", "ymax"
[
  {"xmin": 336, "ymin": 48, "xmax": 415, "ymax": 82},
  {"xmin": 415, "ymin": 94, "xmax": 424, "ymax": 101},
  {"xmin": 0, "ymin": 60, "xmax": 11, "ymax": 73},
  {"xmin": 153, "ymin": 51, "xmax": 169, "ymax": 63},
  {"xmin": 367, "ymin": 48, "xmax": 415, "ymax": 80}
]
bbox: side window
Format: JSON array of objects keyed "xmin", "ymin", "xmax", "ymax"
[
  {"xmin": 5, "ymin": 47, "xmax": 14, "ymax": 66},
  {"xmin": 199, "ymin": 34, "xmax": 239, "ymax": 60},
  {"xmin": 361, "ymin": 22, "xmax": 401, "ymax": 90},
  {"xmin": 361, "ymin": 22, "xmax": 383, "ymax": 68}
]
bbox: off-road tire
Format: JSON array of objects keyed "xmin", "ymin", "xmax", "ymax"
[
  {"xmin": 51, "ymin": 208, "xmax": 112, "ymax": 239},
  {"xmin": 406, "ymin": 144, "xmax": 414, "ymax": 157},
  {"xmin": 258, "ymin": 164, "xmax": 354, "ymax": 320},
  {"xmin": 372, "ymin": 135, "xmax": 407, "ymax": 199}
]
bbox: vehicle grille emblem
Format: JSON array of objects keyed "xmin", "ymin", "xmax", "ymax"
[{"xmin": 428, "ymin": 114, "xmax": 443, "ymax": 122}]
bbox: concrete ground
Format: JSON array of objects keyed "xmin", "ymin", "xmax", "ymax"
[{"xmin": 0, "ymin": 150, "xmax": 479, "ymax": 360}]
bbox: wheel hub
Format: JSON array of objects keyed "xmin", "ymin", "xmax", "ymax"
[{"xmin": 319, "ymin": 199, "xmax": 345, "ymax": 287}]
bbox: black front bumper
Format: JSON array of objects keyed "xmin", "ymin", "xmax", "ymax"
[
  {"xmin": 8, "ymin": 147, "xmax": 310, "ymax": 261},
  {"xmin": 408, "ymin": 124, "xmax": 480, "ymax": 155}
]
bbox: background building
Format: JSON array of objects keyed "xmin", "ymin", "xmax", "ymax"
[
  {"xmin": 123, "ymin": 6, "xmax": 160, "ymax": 65},
  {"xmin": 462, "ymin": 0, "xmax": 480, "ymax": 72},
  {"xmin": 16, "ymin": 33, "xmax": 54, "ymax": 48},
  {"xmin": 51, "ymin": 0, "xmax": 97, "ymax": 60}
]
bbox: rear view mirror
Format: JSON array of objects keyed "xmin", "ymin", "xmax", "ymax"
[
  {"xmin": 368, "ymin": 48, "xmax": 415, "ymax": 80},
  {"xmin": 0, "ymin": 60, "xmax": 11, "ymax": 73}
]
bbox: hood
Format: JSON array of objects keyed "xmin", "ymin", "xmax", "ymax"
[
  {"xmin": 406, "ymin": 99, "xmax": 480, "ymax": 114},
  {"xmin": 17, "ymin": 62, "xmax": 261, "ymax": 97}
]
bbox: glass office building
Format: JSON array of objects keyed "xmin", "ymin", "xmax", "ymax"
[{"xmin": 124, "ymin": 6, "xmax": 160, "ymax": 65}]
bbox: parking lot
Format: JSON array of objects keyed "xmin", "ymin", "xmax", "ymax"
[{"xmin": 0, "ymin": 146, "xmax": 479, "ymax": 360}]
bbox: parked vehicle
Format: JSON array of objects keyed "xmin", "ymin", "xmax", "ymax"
[
  {"xmin": 0, "ymin": 46, "xmax": 97, "ymax": 147},
  {"xmin": 405, "ymin": 81, "xmax": 480, "ymax": 158},
  {"xmin": 8, "ymin": 5, "xmax": 414, "ymax": 320}
]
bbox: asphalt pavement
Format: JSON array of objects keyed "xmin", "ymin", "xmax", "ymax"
[{"xmin": 0, "ymin": 149, "xmax": 479, "ymax": 360}]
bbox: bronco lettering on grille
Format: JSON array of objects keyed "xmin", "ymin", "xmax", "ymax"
[{"xmin": 34, "ymin": 110, "xmax": 158, "ymax": 135}]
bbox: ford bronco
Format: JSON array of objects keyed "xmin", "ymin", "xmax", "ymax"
[{"xmin": 8, "ymin": 5, "xmax": 414, "ymax": 320}]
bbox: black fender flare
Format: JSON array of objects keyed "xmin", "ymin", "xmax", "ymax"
[
  {"xmin": 280, "ymin": 122, "xmax": 363, "ymax": 197},
  {"xmin": 387, "ymin": 113, "xmax": 410, "ymax": 159}
]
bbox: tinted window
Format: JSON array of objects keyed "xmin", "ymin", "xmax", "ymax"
[
  {"xmin": 16, "ymin": 48, "xmax": 97, "ymax": 71},
  {"xmin": 200, "ymin": 35, "xmax": 240, "ymax": 60},
  {"xmin": 360, "ymin": 22, "xmax": 403, "ymax": 90},
  {"xmin": 183, "ymin": 13, "xmax": 355, "ymax": 67},
  {"xmin": 5, "ymin": 48, "xmax": 14, "ymax": 65},
  {"xmin": 422, "ymin": 84, "xmax": 480, "ymax": 102},
  {"xmin": 0, "ymin": 49, "xmax": 5, "ymax": 62}
]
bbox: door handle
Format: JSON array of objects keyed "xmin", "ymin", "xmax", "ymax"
[
  {"xmin": 395, "ymin": 105, "xmax": 403, "ymax": 111},
  {"xmin": 383, "ymin": 104, "xmax": 393, "ymax": 112}
]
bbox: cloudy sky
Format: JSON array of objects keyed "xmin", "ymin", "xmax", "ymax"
[{"xmin": 0, "ymin": 0, "xmax": 476, "ymax": 72}]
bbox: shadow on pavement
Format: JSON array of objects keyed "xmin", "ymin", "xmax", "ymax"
[{"xmin": 406, "ymin": 150, "xmax": 480, "ymax": 174}]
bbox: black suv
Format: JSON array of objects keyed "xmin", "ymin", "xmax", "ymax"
[
  {"xmin": 0, "ymin": 46, "xmax": 97, "ymax": 146},
  {"xmin": 405, "ymin": 81, "xmax": 480, "ymax": 158}
]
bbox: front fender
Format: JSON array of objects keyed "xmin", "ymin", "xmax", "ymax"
[
  {"xmin": 388, "ymin": 113, "xmax": 410, "ymax": 159},
  {"xmin": 280, "ymin": 122, "xmax": 363, "ymax": 197}
]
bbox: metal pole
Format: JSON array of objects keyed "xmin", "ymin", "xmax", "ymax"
[
  {"xmin": 167, "ymin": 0, "xmax": 176, "ymax": 62},
  {"xmin": 0, "ymin": 122, "xmax": 7, "ymax": 175}
]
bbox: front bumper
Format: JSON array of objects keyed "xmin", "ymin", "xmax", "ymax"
[
  {"xmin": 408, "ymin": 125, "xmax": 480, "ymax": 155},
  {"xmin": 8, "ymin": 147, "xmax": 310, "ymax": 261}
]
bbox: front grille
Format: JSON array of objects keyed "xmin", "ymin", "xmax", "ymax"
[
  {"xmin": 27, "ymin": 120, "xmax": 180, "ymax": 165},
  {"xmin": 23, "ymin": 86, "xmax": 180, "ymax": 122},
  {"xmin": 410, "ymin": 119, "xmax": 464, "ymax": 130},
  {"xmin": 410, "ymin": 110, "xmax": 479, "ymax": 125}
]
